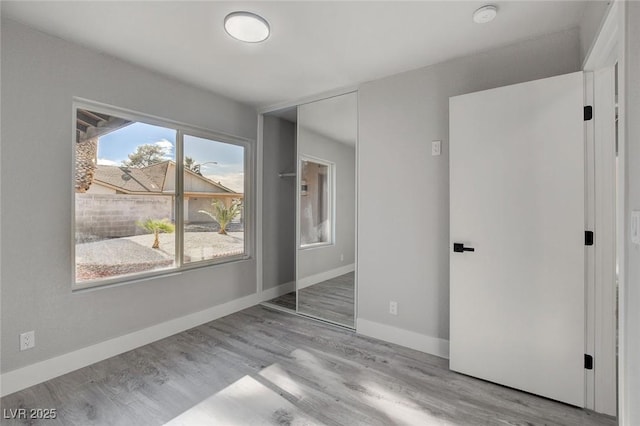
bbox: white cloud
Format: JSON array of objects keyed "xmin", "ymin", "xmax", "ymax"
[
  {"xmin": 97, "ymin": 158, "xmax": 119, "ymax": 166},
  {"xmin": 154, "ymin": 139, "xmax": 174, "ymax": 158},
  {"xmin": 205, "ymin": 173, "xmax": 244, "ymax": 193}
]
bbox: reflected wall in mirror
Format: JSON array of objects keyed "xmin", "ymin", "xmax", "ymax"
[
  {"xmin": 300, "ymin": 157, "xmax": 333, "ymax": 247},
  {"xmin": 297, "ymin": 92, "xmax": 357, "ymax": 328}
]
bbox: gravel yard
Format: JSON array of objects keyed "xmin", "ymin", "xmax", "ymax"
[{"xmin": 76, "ymin": 231, "xmax": 244, "ymax": 281}]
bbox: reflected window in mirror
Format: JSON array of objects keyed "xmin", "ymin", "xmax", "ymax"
[{"xmin": 300, "ymin": 157, "xmax": 333, "ymax": 247}]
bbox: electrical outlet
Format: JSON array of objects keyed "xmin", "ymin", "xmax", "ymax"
[
  {"xmin": 20, "ymin": 331, "xmax": 35, "ymax": 351},
  {"xmin": 431, "ymin": 140, "xmax": 442, "ymax": 156},
  {"xmin": 389, "ymin": 301, "xmax": 398, "ymax": 316},
  {"xmin": 340, "ymin": 253, "xmax": 344, "ymax": 262}
]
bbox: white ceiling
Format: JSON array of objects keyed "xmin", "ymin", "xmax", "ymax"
[{"xmin": 2, "ymin": 1, "xmax": 596, "ymax": 108}]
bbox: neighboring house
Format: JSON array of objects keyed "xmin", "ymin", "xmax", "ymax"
[
  {"xmin": 88, "ymin": 161, "xmax": 243, "ymax": 223},
  {"xmin": 75, "ymin": 161, "xmax": 243, "ymax": 239}
]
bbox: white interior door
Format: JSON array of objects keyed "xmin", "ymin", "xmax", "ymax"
[{"xmin": 449, "ymin": 71, "xmax": 586, "ymax": 407}]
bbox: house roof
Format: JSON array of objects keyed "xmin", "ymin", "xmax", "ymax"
[
  {"xmin": 94, "ymin": 165, "xmax": 163, "ymax": 193},
  {"xmin": 142, "ymin": 161, "xmax": 170, "ymax": 190},
  {"xmin": 93, "ymin": 161, "xmax": 240, "ymax": 195},
  {"xmin": 187, "ymin": 169, "xmax": 236, "ymax": 193},
  {"xmin": 76, "ymin": 108, "xmax": 132, "ymax": 143}
]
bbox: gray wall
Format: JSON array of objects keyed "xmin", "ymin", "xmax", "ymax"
[
  {"xmin": 262, "ymin": 116, "xmax": 296, "ymax": 290},
  {"xmin": 0, "ymin": 19, "xmax": 257, "ymax": 373},
  {"xmin": 624, "ymin": 2, "xmax": 640, "ymax": 422},
  {"xmin": 357, "ymin": 29, "xmax": 580, "ymax": 342},
  {"xmin": 297, "ymin": 127, "xmax": 356, "ymax": 279}
]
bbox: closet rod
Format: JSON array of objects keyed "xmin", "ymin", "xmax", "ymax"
[{"xmin": 279, "ymin": 172, "xmax": 296, "ymax": 178}]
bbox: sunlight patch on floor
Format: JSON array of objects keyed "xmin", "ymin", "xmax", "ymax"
[
  {"xmin": 259, "ymin": 363, "xmax": 305, "ymax": 400},
  {"xmin": 164, "ymin": 375, "xmax": 315, "ymax": 425}
]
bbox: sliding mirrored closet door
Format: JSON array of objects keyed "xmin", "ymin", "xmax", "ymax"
[{"xmin": 296, "ymin": 92, "xmax": 357, "ymax": 328}]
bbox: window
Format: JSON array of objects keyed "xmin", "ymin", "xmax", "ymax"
[
  {"xmin": 299, "ymin": 157, "xmax": 333, "ymax": 247},
  {"xmin": 74, "ymin": 104, "xmax": 249, "ymax": 288},
  {"xmin": 183, "ymin": 134, "xmax": 245, "ymax": 263}
]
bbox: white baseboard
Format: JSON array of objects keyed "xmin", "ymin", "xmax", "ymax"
[
  {"xmin": 261, "ymin": 281, "xmax": 295, "ymax": 300},
  {"xmin": 2, "ymin": 281, "xmax": 448, "ymax": 398},
  {"xmin": 0, "ymin": 285, "xmax": 293, "ymax": 398},
  {"xmin": 297, "ymin": 264, "xmax": 355, "ymax": 290},
  {"xmin": 356, "ymin": 318, "xmax": 450, "ymax": 359}
]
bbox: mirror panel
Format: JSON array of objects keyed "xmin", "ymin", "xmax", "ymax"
[{"xmin": 296, "ymin": 92, "xmax": 357, "ymax": 328}]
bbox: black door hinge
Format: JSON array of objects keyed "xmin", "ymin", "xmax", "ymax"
[
  {"xmin": 585, "ymin": 354, "xmax": 594, "ymax": 370},
  {"xmin": 584, "ymin": 106, "xmax": 593, "ymax": 121},
  {"xmin": 585, "ymin": 231, "xmax": 594, "ymax": 246}
]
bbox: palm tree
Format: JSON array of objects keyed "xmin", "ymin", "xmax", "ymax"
[
  {"xmin": 137, "ymin": 218, "xmax": 175, "ymax": 249},
  {"xmin": 198, "ymin": 199, "xmax": 242, "ymax": 235},
  {"xmin": 185, "ymin": 156, "xmax": 201, "ymax": 175}
]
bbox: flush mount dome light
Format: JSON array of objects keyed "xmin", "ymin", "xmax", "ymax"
[
  {"xmin": 224, "ymin": 11, "xmax": 270, "ymax": 43},
  {"xmin": 473, "ymin": 5, "xmax": 498, "ymax": 24}
]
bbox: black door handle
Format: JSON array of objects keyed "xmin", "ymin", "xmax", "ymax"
[{"xmin": 453, "ymin": 243, "xmax": 475, "ymax": 253}]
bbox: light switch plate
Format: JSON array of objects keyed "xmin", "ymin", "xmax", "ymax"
[
  {"xmin": 632, "ymin": 210, "xmax": 640, "ymax": 245},
  {"xmin": 432, "ymin": 140, "xmax": 441, "ymax": 156}
]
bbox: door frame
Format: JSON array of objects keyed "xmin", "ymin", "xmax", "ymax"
[{"xmin": 583, "ymin": 0, "xmax": 622, "ymax": 418}]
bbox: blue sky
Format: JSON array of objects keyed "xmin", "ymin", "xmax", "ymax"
[{"xmin": 96, "ymin": 122, "xmax": 244, "ymax": 192}]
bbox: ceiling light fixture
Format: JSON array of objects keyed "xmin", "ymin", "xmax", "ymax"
[
  {"xmin": 473, "ymin": 5, "xmax": 498, "ymax": 24},
  {"xmin": 224, "ymin": 11, "xmax": 270, "ymax": 43}
]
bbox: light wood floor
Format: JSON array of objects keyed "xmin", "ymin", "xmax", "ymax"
[
  {"xmin": 266, "ymin": 272, "xmax": 355, "ymax": 327},
  {"xmin": 298, "ymin": 272, "xmax": 355, "ymax": 327},
  {"xmin": 1, "ymin": 306, "xmax": 615, "ymax": 426},
  {"xmin": 266, "ymin": 290, "xmax": 296, "ymax": 311}
]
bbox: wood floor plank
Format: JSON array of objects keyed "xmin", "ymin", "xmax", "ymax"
[
  {"xmin": 267, "ymin": 272, "xmax": 355, "ymax": 327},
  {"xmin": 298, "ymin": 272, "xmax": 355, "ymax": 327},
  {"xmin": 165, "ymin": 375, "xmax": 318, "ymax": 426},
  {"xmin": 1, "ymin": 306, "xmax": 615, "ymax": 426},
  {"xmin": 266, "ymin": 291, "xmax": 296, "ymax": 311}
]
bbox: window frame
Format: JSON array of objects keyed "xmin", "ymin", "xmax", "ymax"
[
  {"xmin": 72, "ymin": 99, "xmax": 253, "ymax": 291},
  {"xmin": 298, "ymin": 154, "xmax": 336, "ymax": 250}
]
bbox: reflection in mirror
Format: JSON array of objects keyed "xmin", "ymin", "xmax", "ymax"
[
  {"xmin": 296, "ymin": 92, "xmax": 357, "ymax": 328},
  {"xmin": 300, "ymin": 158, "xmax": 332, "ymax": 247}
]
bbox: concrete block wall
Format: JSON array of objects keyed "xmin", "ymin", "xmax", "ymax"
[{"xmin": 75, "ymin": 194, "xmax": 173, "ymax": 239}]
